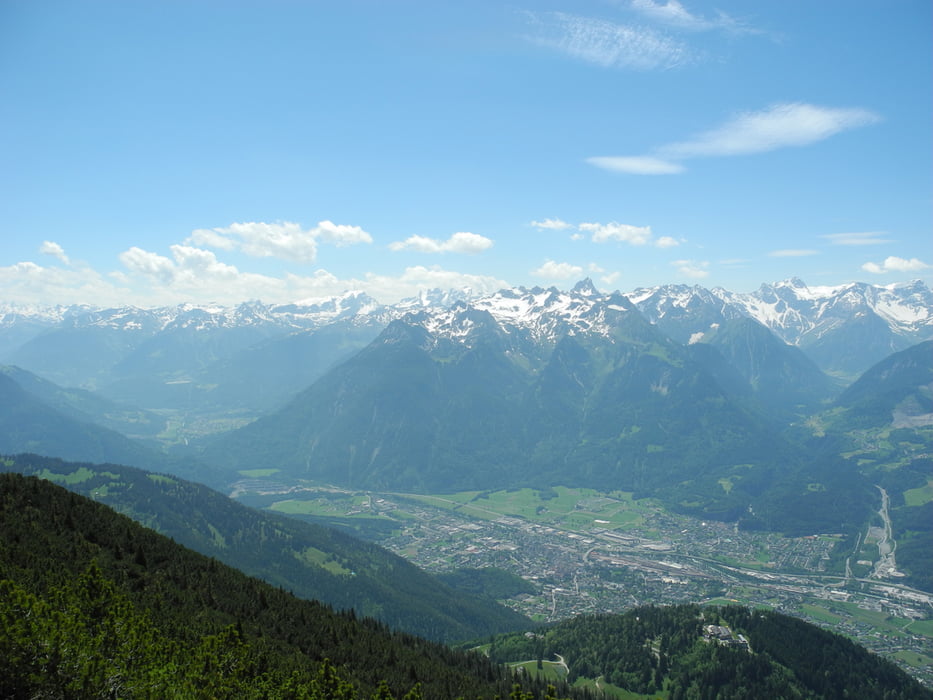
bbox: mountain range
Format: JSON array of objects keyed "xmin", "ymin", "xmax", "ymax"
[
  {"xmin": 1, "ymin": 278, "xmax": 928, "ymax": 424},
  {"xmin": 1, "ymin": 278, "xmax": 930, "ymax": 538}
]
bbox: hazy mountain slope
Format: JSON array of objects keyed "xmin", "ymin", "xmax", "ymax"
[
  {"xmin": 0, "ymin": 364, "xmax": 165, "ymax": 439},
  {"xmin": 699, "ymin": 316, "xmax": 840, "ymax": 414},
  {"xmin": 200, "ymin": 293, "xmax": 831, "ymax": 529},
  {"xmin": 200, "ymin": 317, "xmax": 533, "ymax": 492},
  {"xmin": 186, "ymin": 318, "xmax": 386, "ymax": 413},
  {"xmin": 0, "ymin": 373, "xmax": 169, "ymax": 471},
  {"xmin": 800, "ymin": 342, "xmax": 933, "ymax": 588},
  {"xmin": 0, "ymin": 453, "xmax": 533, "ymax": 643},
  {"xmin": 834, "ymin": 340, "xmax": 933, "ymax": 427},
  {"xmin": 6, "ymin": 323, "xmax": 153, "ymax": 389},
  {"xmin": 0, "ymin": 472, "xmax": 556, "ymax": 699},
  {"xmin": 0, "ymin": 372, "xmax": 222, "ymax": 484}
]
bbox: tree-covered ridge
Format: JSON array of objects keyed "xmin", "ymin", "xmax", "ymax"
[
  {"xmin": 487, "ymin": 605, "xmax": 931, "ymax": 699},
  {"xmin": 0, "ymin": 453, "xmax": 532, "ymax": 643},
  {"xmin": 0, "ymin": 472, "xmax": 574, "ymax": 699}
]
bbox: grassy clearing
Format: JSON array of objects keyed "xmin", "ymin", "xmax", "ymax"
[
  {"xmin": 36, "ymin": 467, "xmax": 119, "ymax": 484},
  {"xmin": 294, "ymin": 546, "xmax": 351, "ymax": 576},
  {"xmin": 238, "ymin": 468, "xmax": 281, "ymax": 478},
  {"xmin": 572, "ymin": 677, "xmax": 663, "ymax": 699},
  {"xmin": 892, "ymin": 650, "xmax": 933, "ymax": 669},
  {"xmin": 800, "ymin": 603, "xmax": 843, "ymax": 625},
  {"xmin": 906, "ymin": 619, "xmax": 933, "ymax": 636},
  {"xmin": 903, "ymin": 479, "xmax": 933, "ymax": 507},
  {"xmin": 508, "ymin": 660, "xmax": 566, "ymax": 683},
  {"xmin": 269, "ymin": 496, "xmax": 369, "ymax": 517},
  {"xmin": 824, "ymin": 600, "xmax": 925, "ymax": 639}
]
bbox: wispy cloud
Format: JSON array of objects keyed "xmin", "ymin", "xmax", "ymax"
[
  {"xmin": 532, "ymin": 218, "xmax": 678, "ymax": 248},
  {"xmin": 822, "ymin": 231, "xmax": 891, "ymax": 246},
  {"xmin": 589, "ymin": 103, "xmax": 881, "ymax": 175},
  {"xmin": 581, "ymin": 221, "xmax": 654, "ymax": 245},
  {"xmin": 585, "ymin": 156, "xmax": 684, "ymax": 175},
  {"xmin": 388, "ymin": 232, "xmax": 493, "ymax": 254},
  {"xmin": 671, "ymin": 259, "xmax": 709, "ymax": 278},
  {"xmin": 531, "ymin": 218, "xmax": 573, "ymax": 230},
  {"xmin": 532, "ymin": 259, "xmax": 584, "ymax": 280},
  {"xmin": 768, "ymin": 249, "xmax": 819, "ymax": 257},
  {"xmin": 187, "ymin": 220, "xmax": 373, "ymax": 264},
  {"xmin": 862, "ymin": 256, "xmax": 931, "ymax": 274},
  {"xmin": 662, "ymin": 103, "xmax": 880, "ymax": 159},
  {"xmin": 525, "ymin": 11, "xmax": 691, "ymax": 71},
  {"xmin": 628, "ymin": 0, "xmax": 760, "ymax": 35}
]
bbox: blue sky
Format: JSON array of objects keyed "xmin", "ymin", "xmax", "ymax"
[{"xmin": 2, "ymin": 0, "xmax": 931, "ymax": 306}]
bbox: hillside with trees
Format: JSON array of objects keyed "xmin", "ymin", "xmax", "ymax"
[
  {"xmin": 0, "ymin": 472, "xmax": 570, "ymax": 699},
  {"xmin": 0, "ymin": 453, "xmax": 532, "ymax": 644},
  {"xmin": 487, "ymin": 605, "xmax": 930, "ymax": 699}
]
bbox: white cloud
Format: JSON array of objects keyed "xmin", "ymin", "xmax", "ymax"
[
  {"xmin": 389, "ymin": 231, "xmax": 493, "ymax": 254},
  {"xmin": 580, "ymin": 221, "xmax": 653, "ymax": 245},
  {"xmin": 39, "ymin": 241, "xmax": 70, "ymax": 265},
  {"xmin": 821, "ymin": 231, "xmax": 891, "ymax": 246},
  {"xmin": 187, "ymin": 220, "xmax": 373, "ymax": 263},
  {"xmin": 5, "ymin": 238, "xmax": 504, "ymax": 307},
  {"xmin": 187, "ymin": 228, "xmax": 238, "ymax": 251},
  {"xmin": 768, "ymin": 249, "xmax": 819, "ymax": 258},
  {"xmin": 362, "ymin": 266, "xmax": 506, "ymax": 301},
  {"xmin": 661, "ymin": 103, "xmax": 881, "ymax": 159},
  {"xmin": 0, "ymin": 260, "xmax": 128, "ymax": 306},
  {"xmin": 585, "ymin": 156, "xmax": 684, "ymax": 175},
  {"xmin": 119, "ymin": 247, "xmax": 177, "ymax": 283},
  {"xmin": 861, "ymin": 256, "xmax": 932, "ymax": 274},
  {"xmin": 312, "ymin": 220, "xmax": 375, "ymax": 247},
  {"xmin": 672, "ymin": 259, "xmax": 709, "ymax": 278},
  {"xmin": 589, "ymin": 102, "xmax": 881, "ymax": 176},
  {"xmin": 531, "ymin": 218, "xmax": 573, "ymax": 230},
  {"xmin": 532, "ymin": 260, "xmax": 585, "ymax": 280},
  {"xmin": 525, "ymin": 11, "xmax": 690, "ymax": 71},
  {"xmin": 655, "ymin": 236, "xmax": 680, "ymax": 248}
]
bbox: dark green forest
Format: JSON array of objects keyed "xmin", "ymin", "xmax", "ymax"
[
  {"xmin": 488, "ymin": 605, "xmax": 931, "ymax": 699},
  {"xmin": 0, "ymin": 472, "xmax": 572, "ymax": 699},
  {"xmin": 0, "ymin": 453, "xmax": 533, "ymax": 643}
]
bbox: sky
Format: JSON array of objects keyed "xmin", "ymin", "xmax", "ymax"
[{"xmin": 2, "ymin": 0, "xmax": 931, "ymax": 308}]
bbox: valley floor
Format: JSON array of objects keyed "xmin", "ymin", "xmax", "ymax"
[{"xmin": 235, "ymin": 480, "xmax": 933, "ymax": 688}]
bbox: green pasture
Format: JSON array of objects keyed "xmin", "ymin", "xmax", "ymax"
[
  {"xmin": 270, "ymin": 495, "xmax": 371, "ymax": 518},
  {"xmin": 508, "ymin": 660, "xmax": 566, "ymax": 683},
  {"xmin": 36, "ymin": 467, "xmax": 119, "ymax": 484},
  {"xmin": 238, "ymin": 468, "xmax": 281, "ymax": 478},
  {"xmin": 903, "ymin": 479, "xmax": 933, "ymax": 507},
  {"xmin": 407, "ymin": 486, "xmax": 650, "ymax": 530}
]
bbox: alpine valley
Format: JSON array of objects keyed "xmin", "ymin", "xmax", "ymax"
[{"xmin": 1, "ymin": 277, "xmax": 932, "ymax": 694}]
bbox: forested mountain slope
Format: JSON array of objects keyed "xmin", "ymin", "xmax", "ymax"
[
  {"xmin": 0, "ymin": 453, "xmax": 532, "ymax": 644},
  {"xmin": 487, "ymin": 604, "xmax": 931, "ymax": 699},
  {"xmin": 0, "ymin": 472, "xmax": 568, "ymax": 699}
]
